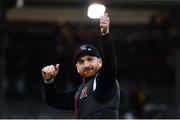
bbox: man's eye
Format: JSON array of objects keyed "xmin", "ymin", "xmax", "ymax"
[
  {"xmin": 88, "ymin": 58, "xmax": 93, "ymax": 61},
  {"xmin": 78, "ymin": 60, "xmax": 83, "ymax": 64}
]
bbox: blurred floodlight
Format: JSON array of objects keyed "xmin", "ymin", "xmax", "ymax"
[
  {"xmin": 87, "ymin": 3, "xmax": 106, "ymax": 19},
  {"xmin": 16, "ymin": 0, "xmax": 24, "ymax": 8}
]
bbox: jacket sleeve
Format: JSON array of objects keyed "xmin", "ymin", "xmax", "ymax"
[
  {"xmin": 95, "ymin": 33, "xmax": 117, "ymax": 99},
  {"xmin": 43, "ymin": 81, "xmax": 76, "ymax": 110}
]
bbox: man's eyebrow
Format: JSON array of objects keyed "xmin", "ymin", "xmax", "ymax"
[{"xmin": 78, "ymin": 59, "xmax": 83, "ymax": 62}]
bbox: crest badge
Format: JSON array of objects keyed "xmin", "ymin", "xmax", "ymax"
[
  {"xmin": 80, "ymin": 87, "xmax": 87, "ymax": 99},
  {"xmin": 80, "ymin": 45, "xmax": 87, "ymax": 50}
]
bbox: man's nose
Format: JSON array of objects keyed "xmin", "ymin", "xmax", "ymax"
[{"xmin": 83, "ymin": 61, "xmax": 90, "ymax": 68}]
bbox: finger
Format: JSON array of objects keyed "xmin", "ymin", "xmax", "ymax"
[
  {"xmin": 42, "ymin": 68, "xmax": 49, "ymax": 78},
  {"xmin": 50, "ymin": 65, "xmax": 55, "ymax": 71},
  {"xmin": 55, "ymin": 64, "xmax": 60, "ymax": 72},
  {"xmin": 101, "ymin": 13, "xmax": 109, "ymax": 18},
  {"xmin": 100, "ymin": 20, "xmax": 109, "ymax": 25},
  {"xmin": 44, "ymin": 66, "xmax": 53, "ymax": 74},
  {"xmin": 100, "ymin": 19, "xmax": 109, "ymax": 23},
  {"xmin": 104, "ymin": 12, "xmax": 108, "ymax": 16},
  {"xmin": 42, "ymin": 67, "xmax": 49, "ymax": 74},
  {"xmin": 42, "ymin": 68, "xmax": 46, "ymax": 74},
  {"xmin": 49, "ymin": 65, "xmax": 55, "ymax": 75},
  {"xmin": 100, "ymin": 23, "xmax": 109, "ymax": 27},
  {"xmin": 100, "ymin": 18, "xmax": 109, "ymax": 24},
  {"xmin": 46, "ymin": 67, "xmax": 51, "ymax": 74}
]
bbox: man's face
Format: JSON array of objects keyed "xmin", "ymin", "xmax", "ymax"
[{"xmin": 76, "ymin": 55, "xmax": 102, "ymax": 78}]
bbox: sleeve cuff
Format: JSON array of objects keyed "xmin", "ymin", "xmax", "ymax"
[
  {"xmin": 101, "ymin": 33, "xmax": 110, "ymax": 39},
  {"xmin": 44, "ymin": 78, "xmax": 54, "ymax": 84},
  {"xmin": 101, "ymin": 31, "xmax": 109, "ymax": 36}
]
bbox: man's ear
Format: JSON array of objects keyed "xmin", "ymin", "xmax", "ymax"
[
  {"xmin": 76, "ymin": 64, "xmax": 80, "ymax": 73},
  {"xmin": 98, "ymin": 58, "xmax": 102, "ymax": 67}
]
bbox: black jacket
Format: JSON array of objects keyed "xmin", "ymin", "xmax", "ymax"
[{"xmin": 43, "ymin": 34, "xmax": 120, "ymax": 119}]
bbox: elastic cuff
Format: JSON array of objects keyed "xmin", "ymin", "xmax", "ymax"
[
  {"xmin": 101, "ymin": 33, "xmax": 110, "ymax": 38},
  {"xmin": 44, "ymin": 78, "xmax": 54, "ymax": 84},
  {"xmin": 101, "ymin": 31, "xmax": 109, "ymax": 36}
]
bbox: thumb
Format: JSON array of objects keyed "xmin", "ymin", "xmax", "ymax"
[
  {"xmin": 104, "ymin": 12, "xmax": 108, "ymax": 17},
  {"xmin": 55, "ymin": 64, "xmax": 59, "ymax": 72}
]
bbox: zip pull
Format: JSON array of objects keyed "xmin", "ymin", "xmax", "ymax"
[
  {"xmin": 74, "ymin": 80, "xmax": 86, "ymax": 119},
  {"xmin": 74, "ymin": 96, "xmax": 79, "ymax": 119},
  {"xmin": 83, "ymin": 78, "xmax": 85, "ymax": 84}
]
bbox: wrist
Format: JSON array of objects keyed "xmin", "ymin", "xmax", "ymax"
[
  {"xmin": 101, "ymin": 32, "xmax": 109, "ymax": 36},
  {"xmin": 101, "ymin": 29, "xmax": 109, "ymax": 36},
  {"xmin": 44, "ymin": 78, "xmax": 54, "ymax": 84}
]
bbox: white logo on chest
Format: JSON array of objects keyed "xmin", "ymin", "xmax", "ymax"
[{"xmin": 80, "ymin": 87, "xmax": 88, "ymax": 99}]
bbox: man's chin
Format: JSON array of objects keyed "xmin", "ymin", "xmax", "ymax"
[{"xmin": 83, "ymin": 73, "xmax": 95, "ymax": 78}]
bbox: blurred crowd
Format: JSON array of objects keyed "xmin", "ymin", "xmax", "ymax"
[{"xmin": 0, "ymin": 11, "xmax": 179, "ymax": 118}]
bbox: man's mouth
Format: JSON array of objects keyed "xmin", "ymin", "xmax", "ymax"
[{"xmin": 83, "ymin": 68, "xmax": 93, "ymax": 73}]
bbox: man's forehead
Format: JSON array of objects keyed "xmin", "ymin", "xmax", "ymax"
[
  {"xmin": 79, "ymin": 55, "xmax": 97, "ymax": 59},
  {"xmin": 78, "ymin": 55, "xmax": 97, "ymax": 61}
]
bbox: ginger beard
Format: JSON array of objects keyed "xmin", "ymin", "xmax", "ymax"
[{"xmin": 76, "ymin": 56, "xmax": 102, "ymax": 78}]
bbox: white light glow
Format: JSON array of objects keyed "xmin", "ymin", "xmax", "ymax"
[
  {"xmin": 16, "ymin": 0, "xmax": 24, "ymax": 8},
  {"xmin": 87, "ymin": 3, "xmax": 106, "ymax": 19}
]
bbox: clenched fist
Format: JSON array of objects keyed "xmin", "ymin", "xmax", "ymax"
[
  {"xmin": 42, "ymin": 64, "xmax": 59, "ymax": 82},
  {"xmin": 100, "ymin": 13, "xmax": 110, "ymax": 35}
]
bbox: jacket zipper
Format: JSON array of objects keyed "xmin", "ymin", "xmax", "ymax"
[
  {"xmin": 74, "ymin": 95, "xmax": 79, "ymax": 119},
  {"xmin": 74, "ymin": 79, "xmax": 86, "ymax": 119}
]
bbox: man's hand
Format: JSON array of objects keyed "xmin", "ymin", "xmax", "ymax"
[
  {"xmin": 42, "ymin": 64, "xmax": 59, "ymax": 82},
  {"xmin": 100, "ymin": 13, "xmax": 110, "ymax": 35}
]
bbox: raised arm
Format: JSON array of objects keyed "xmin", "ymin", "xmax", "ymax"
[
  {"xmin": 95, "ymin": 13, "xmax": 117, "ymax": 98},
  {"xmin": 100, "ymin": 13, "xmax": 116, "ymax": 77}
]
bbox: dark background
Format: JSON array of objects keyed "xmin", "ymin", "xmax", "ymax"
[{"xmin": 0, "ymin": 0, "xmax": 180, "ymax": 118}]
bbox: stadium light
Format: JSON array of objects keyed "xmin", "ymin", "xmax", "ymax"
[
  {"xmin": 87, "ymin": 3, "xmax": 106, "ymax": 19},
  {"xmin": 16, "ymin": 0, "xmax": 24, "ymax": 8}
]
